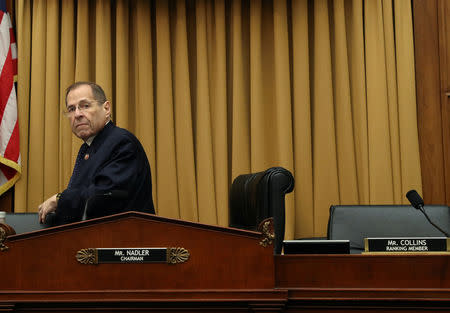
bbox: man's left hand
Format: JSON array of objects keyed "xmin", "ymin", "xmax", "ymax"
[{"xmin": 38, "ymin": 194, "xmax": 58, "ymax": 223}]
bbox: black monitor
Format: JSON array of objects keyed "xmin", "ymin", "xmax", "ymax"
[{"xmin": 283, "ymin": 239, "xmax": 350, "ymax": 254}]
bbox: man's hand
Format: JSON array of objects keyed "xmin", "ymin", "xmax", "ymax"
[{"xmin": 38, "ymin": 194, "xmax": 58, "ymax": 224}]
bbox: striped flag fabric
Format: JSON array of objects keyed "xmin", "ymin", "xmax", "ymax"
[{"xmin": 0, "ymin": 0, "xmax": 20, "ymax": 195}]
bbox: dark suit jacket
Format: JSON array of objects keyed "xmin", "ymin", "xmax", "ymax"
[{"xmin": 53, "ymin": 122, "xmax": 155, "ymax": 225}]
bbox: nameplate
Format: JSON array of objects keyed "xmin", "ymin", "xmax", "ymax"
[
  {"xmin": 76, "ymin": 247, "xmax": 190, "ymax": 265},
  {"xmin": 364, "ymin": 237, "xmax": 449, "ymax": 253}
]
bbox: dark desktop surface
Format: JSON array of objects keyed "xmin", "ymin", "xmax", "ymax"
[{"xmin": 5, "ymin": 212, "xmax": 47, "ymax": 234}]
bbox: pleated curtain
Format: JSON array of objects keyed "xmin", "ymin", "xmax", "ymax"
[{"xmin": 14, "ymin": 0, "xmax": 422, "ymax": 238}]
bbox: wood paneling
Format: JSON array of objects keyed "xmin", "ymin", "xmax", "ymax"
[
  {"xmin": 438, "ymin": 0, "xmax": 450, "ymax": 204},
  {"xmin": 0, "ymin": 189, "xmax": 12, "ymax": 212},
  {"xmin": 413, "ymin": 0, "xmax": 450, "ymax": 205}
]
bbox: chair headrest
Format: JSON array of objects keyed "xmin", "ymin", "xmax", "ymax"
[{"xmin": 229, "ymin": 167, "xmax": 294, "ymax": 230}]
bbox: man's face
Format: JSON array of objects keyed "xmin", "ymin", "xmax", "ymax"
[{"xmin": 66, "ymin": 85, "xmax": 110, "ymax": 140}]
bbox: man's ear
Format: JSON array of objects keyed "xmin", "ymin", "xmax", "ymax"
[{"xmin": 103, "ymin": 101, "xmax": 111, "ymax": 118}]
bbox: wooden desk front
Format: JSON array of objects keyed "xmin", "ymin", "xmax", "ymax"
[
  {"xmin": 1, "ymin": 212, "xmax": 450, "ymax": 312},
  {"xmin": 276, "ymin": 254, "xmax": 450, "ymax": 312}
]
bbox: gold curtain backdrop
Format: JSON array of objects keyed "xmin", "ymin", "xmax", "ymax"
[{"xmin": 14, "ymin": 0, "xmax": 422, "ymax": 238}]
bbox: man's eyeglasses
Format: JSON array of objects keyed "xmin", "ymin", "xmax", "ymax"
[{"xmin": 63, "ymin": 100, "xmax": 99, "ymax": 117}]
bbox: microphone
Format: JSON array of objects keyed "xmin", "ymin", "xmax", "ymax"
[
  {"xmin": 406, "ymin": 189, "xmax": 450, "ymax": 237},
  {"xmin": 82, "ymin": 190, "xmax": 129, "ymax": 220},
  {"xmin": 406, "ymin": 189, "xmax": 425, "ymax": 210}
]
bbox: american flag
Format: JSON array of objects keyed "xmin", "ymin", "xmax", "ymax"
[{"xmin": 0, "ymin": 0, "xmax": 20, "ymax": 195}]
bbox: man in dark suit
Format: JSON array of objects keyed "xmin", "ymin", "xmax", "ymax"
[{"xmin": 38, "ymin": 82, "xmax": 155, "ymax": 225}]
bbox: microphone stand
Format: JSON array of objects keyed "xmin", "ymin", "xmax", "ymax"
[{"xmin": 417, "ymin": 205, "xmax": 450, "ymax": 237}]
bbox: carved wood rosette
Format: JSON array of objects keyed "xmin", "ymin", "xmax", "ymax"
[
  {"xmin": 167, "ymin": 247, "xmax": 190, "ymax": 264},
  {"xmin": 76, "ymin": 248, "xmax": 98, "ymax": 264},
  {"xmin": 258, "ymin": 218, "xmax": 275, "ymax": 248},
  {"xmin": 0, "ymin": 227, "xmax": 7, "ymax": 251}
]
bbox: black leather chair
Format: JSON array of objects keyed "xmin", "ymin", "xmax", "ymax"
[
  {"xmin": 327, "ymin": 205, "xmax": 450, "ymax": 254},
  {"xmin": 229, "ymin": 167, "xmax": 294, "ymax": 254}
]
